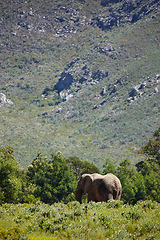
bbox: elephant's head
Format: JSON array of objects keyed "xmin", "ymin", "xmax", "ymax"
[{"xmin": 75, "ymin": 174, "xmax": 93, "ymax": 203}]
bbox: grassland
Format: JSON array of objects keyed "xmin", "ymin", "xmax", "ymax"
[{"xmin": 0, "ymin": 200, "xmax": 160, "ymax": 240}]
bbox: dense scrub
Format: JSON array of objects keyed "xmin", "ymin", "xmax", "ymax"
[
  {"xmin": 0, "ymin": 128, "xmax": 160, "ymax": 206},
  {"xmin": 0, "ymin": 200, "xmax": 160, "ymax": 240}
]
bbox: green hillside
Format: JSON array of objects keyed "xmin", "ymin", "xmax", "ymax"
[{"xmin": 0, "ymin": 0, "xmax": 160, "ymax": 168}]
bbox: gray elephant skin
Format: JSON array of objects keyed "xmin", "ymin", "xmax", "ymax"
[{"xmin": 75, "ymin": 173, "xmax": 122, "ymax": 203}]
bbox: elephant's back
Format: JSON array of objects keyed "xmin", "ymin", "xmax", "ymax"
[{"xmin": 104, "ymin": 173, "xmax": 121, "ymax": 187}]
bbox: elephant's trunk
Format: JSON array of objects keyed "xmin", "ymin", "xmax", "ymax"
[{"xmin": 75, "ymin": 188, "xmax": 83, "ymax": 204}]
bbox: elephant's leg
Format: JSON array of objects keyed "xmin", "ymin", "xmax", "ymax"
[
  {"xmin": 88, "ymin": 192, "xmax": 96, "ymax": 202},
  {"xmin": 87, "ymin": 193, "xmax": 92, "ymax": 202}
]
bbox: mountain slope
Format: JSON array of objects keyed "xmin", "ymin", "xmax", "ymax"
[{"xmin": 0, "ymin": 0, "xmax": 160, "ymax": 169}]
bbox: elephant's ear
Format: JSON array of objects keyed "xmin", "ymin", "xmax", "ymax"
[{"xmin": 84, "ymin": 175, "xmax": 93, "ymax": 195}]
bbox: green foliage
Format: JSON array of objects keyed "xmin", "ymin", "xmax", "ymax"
[
  {"xmin": 117, "ymin": 159, "xmax": 146, "ymax": 204},
  {"xmin": 27, "ymin": 151, "xmax": 76, "ymax": 203},
  {"xmin": 66, "ymin": 156, "xmax": 100, "ymax": 178},
  {"xmin": 136, "ymin": 128, "xmax": 160, "ymax": 202},
  {"xmin": 135, "ymin": 159, "xmax": 160, "ymax": 202},
  {"xmin": 103, "ymin": 158, "xmax": 116, "ymax": 174},
  {"xmin": 141, "ymin": 127, "xmax": 160, "ymax": 163},
  {"xmin": 0, "ymin": 201, "xmax": 159, "ymax": 240},
  {"xmin": 0, "ymin": 146, "xmax": 22, "ymax": 204},
  {"xmin": 154, "ymin": 127, "xmax": 160, "ymax": 139}
]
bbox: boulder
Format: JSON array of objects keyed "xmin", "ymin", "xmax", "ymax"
[
  {"xmin": 154, "ymin": 87, "xmax": 159, "ymax": 94},
  {"xmin": 126, "ymin": 97, "xmax": 134, "ymax": 104},
  {"xmin": 156, "ymin": 74, "xmax": 160, "ymax": 80},
  {"xmin": 129, "ymin": 86, "xmax": 139, "ymax": 97},
  {"xmin": 0, "ymin": 93, "xmax": 14, "ymax": 107},
  {"xmin": 60, "ymin": 91, "xmax": 73, "ymax": 102},
  {"xmin": 54, "ymin": 73, "xmax": 73, "ymax": 93},
  {"xmin": 139, "ymin": 82, "xmax": 146, "ymax": 89},
  {"xmin": 100, "ymin": 86, "xmax": 107, "ymax": 96},
  {"xmin": 111, "ymin": 85, "xmax": 117, "ymax": 94}
]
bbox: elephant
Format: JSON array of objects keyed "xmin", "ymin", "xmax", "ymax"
[{"xmin": 75, "ymin": 173, "xmax": 122, "ymax": 203}]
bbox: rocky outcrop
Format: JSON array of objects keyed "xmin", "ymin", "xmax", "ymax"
[
  {"xmin": 126, "ymin": 74, "xmax": 160, "ymax": 104},
  {"xmin": 129, "ymin": 86, "xmax": 142, "ymax": 98},
  {"xmin": 53, "ymin": 60, "xmax": 108, "ymax": 94},
  {"xmin": 101, "ymin": 0, "xmax": 122, "ymax": 6},
  {"xmin": 9, "ymin": 0, "xmax": 159, "ymax": 45},
  {"xmin": 98, "ymin": 44, "xmax": 119, "ymax": 58},
  {"xmin": 91, "ymin": 70, "xmax": 108, "ymax": 82},
  {"xmin": 92, "ymin": 0, "xmax": 159, "ymax": 30},
  {"xmin": 0, "ymin": 93, "xmax": 14, "ymax": 107},
  {"xmin": 59, "ymin": 91, "xmax": 73, "ymax": 102}
]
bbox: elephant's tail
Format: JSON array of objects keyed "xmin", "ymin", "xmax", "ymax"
[
  {"xmin": 113, "ymin": 189, "xmax": 121, "ymax": 200},
  {"xmin": 113, "ymin": 190, "xmax": 117, "ymax": 199}
]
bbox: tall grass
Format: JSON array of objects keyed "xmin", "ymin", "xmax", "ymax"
[{"xmin": 0, "ymin": 200, "xmax": 159, "ymax": 239}]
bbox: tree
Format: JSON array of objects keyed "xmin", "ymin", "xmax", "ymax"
[
  {"xmin": 136, "ymin": 128, "xmax": 160, "ymax": 202},
  {"xmin": 16, "ymin": 169, "xmax": 38, "ymax": 204},
  {"xmin": 27, "ymin": 151, "xmax": 76, "ymax": 203},
  {"xmin": 66, "ymin": 156, "xmax": 100, "ymax": 179},
  {"xmin": 0, "ymin": 146, "xmax": 22, "ymax": 203},
  {"xmin": 140, "ymin": 127, "xmax": 160, "ymax": 164},
  {"xmin": 103, "ymin": 158, "xmax": 116, "ymax": 174},
  {"xmin": 117, "ymin": 159, "xmax": 146, "ymax": 204}
]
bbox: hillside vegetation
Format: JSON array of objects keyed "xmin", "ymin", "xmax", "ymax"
[{"xmin": 0, "ymin": 0, "xmax": 160, "ymax": 168}]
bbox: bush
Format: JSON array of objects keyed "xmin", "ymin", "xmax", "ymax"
[
  {"xmin": 0, "ymin": 146, "xmax": 22, "ymax": 204},
  {"xmin": 26, "ymin": 151, "xmax": 76, "ymax": 203}
]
